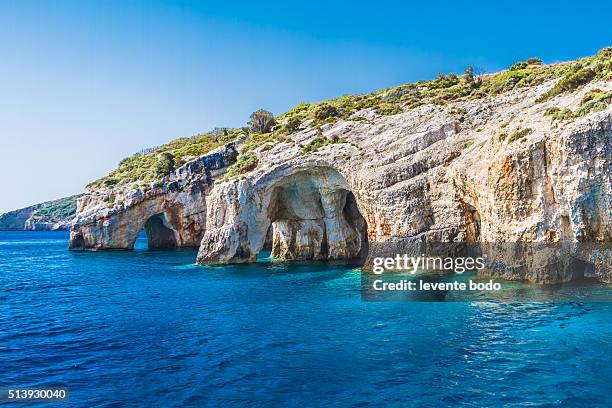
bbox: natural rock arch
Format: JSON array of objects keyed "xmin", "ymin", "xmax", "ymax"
[
  {"xmin": 69, "ymin": 145, "xmax": 236, "ymax": 251},
  {"xmin": 119, "ymin": 205, "xmax": 191, "ymax": 250},
  {"xmin": 142, "ymin": 213, "xmax": 178, "ymax": 249},
  {"xmin": 68, "ymin": 198, "xmax": 207, "ymax": 251},
  {"xmin": 264, "ymin": 170, "xmax": 368, "ymax": 261},
  {"xmin": 197, "ymin": 164, "xmax": 369, "ymax": 264}
]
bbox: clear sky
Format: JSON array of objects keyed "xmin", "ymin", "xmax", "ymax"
[{"xmin": 0, "ymin": 0, "xmax": 610, "ymax": 213}]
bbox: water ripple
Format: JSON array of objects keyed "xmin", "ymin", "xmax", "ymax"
[{"xmin": 0, "ymin": 231, "xmax": 611, "ymax": 407}]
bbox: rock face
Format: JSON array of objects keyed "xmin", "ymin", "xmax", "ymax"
[
  {"xmin": 70, "ymin": 78, "xmax": 611, "ymax": 283},
  {"xmin": 195, "ymin": 164, "xmax": 368, "ymax": 264},
  {"xmin": 0, "ymin": 195, "xmax": 82, "ymax": 231},
  {"xmin": 69, "ymin": 144, "xmax": 238, "ymax": 250},
  {"xmin": 0, "ymin": 206, "xmax": 38, "ymax": 231}
]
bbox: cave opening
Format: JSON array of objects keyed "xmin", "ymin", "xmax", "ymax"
[
  {"xmin": 256, "ymin": 224, "xmax": 275, "ymax": 260},
  {"xmin": 263, "ymin": 169, "xmax": 368, "ymax": 263},
  {"xmin": 344, "ymin": 191, "xmax": 369, "ymax": 259},
  {"xmin": 263, "ymin": 224, "xmax": 274, "ymax": 250},
  {"xmin": 141, "ymin": 213, "xmax": 178, "ymax": 250}
]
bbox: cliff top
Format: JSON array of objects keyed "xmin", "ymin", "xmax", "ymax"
[{"xmin": 88, "ymin": 47, "xmax": 612, "ymax": 190}]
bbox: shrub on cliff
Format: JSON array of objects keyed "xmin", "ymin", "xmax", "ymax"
[
  {"xmin": 509, "ymin": 61, "xmax": 529, "ymax": 71},
  {"xmin": 275, "ymin": 103, "xmax": 310, "ymax": 133},
  {"xmin": 313, "ymin": 103, "xmax": 340, "ymax": 122},
  {"xmin": 464, "ymin": 140, "xmax": 475, "ymax": 149},
  {"xmin": 537, "ymin": 68, "xmax": 596, "ymax": 102},
  {"xmin": 283, "ymin": 116, "xmax": 302, "ymax": 133},
  {"xmin": 376, "ymin": 103, "xmax": 402, "ymax": 116},
  {"xmin": 526, "ymin": 57, "xmax": 543, "ymax": 65},
  {"xmin": 462, "ymin": 66, "xmax": 482, "ymax": 89},
  {"xmin": 544, "ymin": 106, "xmax": 574, "ymax": 121},
  {"xmin": 575, "ymin": 89, "xmax": 612, "ymax": 117},
  {"xmin": 87, "ymin": 129, "xmax": 245, "ymax": 188},
  {"xmin": 248, "ymin": 110, "xmax": 276, "ymax": 134},
  {"xmin": 507, "ymin": 128, "xmax": 532, "ymax": 143},
  {"xmin": 225, "ymin": 152, "xmax": 258, "ymax": 178},
  {"xmin": 430, "ymin": 73, "xmax": 460, "ymax": 89},
  {"xmin": 597, "ymin": 47, "xmax": 612, "ymax": 58},
  {"xmin": 240, "ymin": 131, "xmax": 289, "ymax": 154},
  {"xmin": 509, "ymin": 58, "xmax": 543, "ymax": 71},
  {"xmin": 154, "ymin": 152, "xmax": 176, "ymax": 177},
  {"xmin": 301, "ymin": 130, "xmax": 347, "ymax": 155},
  {"xmin": 464, "ymin": 66, "xmax": 474, "ymax": 82}
]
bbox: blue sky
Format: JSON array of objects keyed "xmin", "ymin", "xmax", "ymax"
[{"xmin": 0, "ymin": 0, "xmax": 610, "ymax": 213}]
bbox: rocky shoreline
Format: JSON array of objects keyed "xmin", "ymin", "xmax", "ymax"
[
  {"xmin": 68, "ymin": 55, "xmax": 611, "ymax": 284},
  {"xmin": 0, "ymin": 195, "xmax": 82, "ymax": 231}
]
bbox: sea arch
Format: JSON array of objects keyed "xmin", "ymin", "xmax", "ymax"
[{"xmin": 197, "ymin": 163, "xmax": 370, "ymax": 264}]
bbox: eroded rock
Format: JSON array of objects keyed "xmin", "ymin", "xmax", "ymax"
[
  {"xmin": 69, "ymin": 144, "xmax": 238, "ymax": 250},
  {"xmin": 71, "ymin": 79, "xmax": 612, "ymax": 283}
]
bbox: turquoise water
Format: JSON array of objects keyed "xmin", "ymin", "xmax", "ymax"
[{"xmin": 1, "ymin": 231, "xmax": 611, "ymax": 407}]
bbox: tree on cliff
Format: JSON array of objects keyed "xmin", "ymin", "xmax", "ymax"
[
  {"xmin": 248, "ymin": 109, "xmax": 276, "ymax": 133},
  {"xmin": 464, "ymin": 66, "xmax": 474, "ymax": 82},
  {"xmin": 154, "ymin": 152, "xmax": 176, "ymax": 177}
]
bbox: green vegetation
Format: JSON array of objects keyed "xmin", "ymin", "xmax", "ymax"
[
  {"xmin": 154, "ymin": 152, "xmax": 175, "ymax": 177},
  {"xmin": 351, "ymin": 116, "xmax": 374, "ymax": 124},
  {"xmin": 240, "ymin": 131, "xmax": 288, "ymax": 154},
  {"xmin": 509, "ymin": 58, "xmax": 543, "ymax": 71},
  {"xmin": 89, "ymin": 129, "xmax": 244, "ymax": 188},
  {"xmin": 544, "ymin": 106, "xmax": 574, "ymax": 121},
  {"xmin": 248, "ymin": 109, "xmax": 276, "ymax": 133},
  {"xmin": 90, "ymin": 48, "xmax": 612, "ymax": 187},
  {"xmin": 575, "ymin": 89, "xmax": 612, "ymax": 116},
  {"xmin": 498, "ymin": 132, "xmax": 508, "ymax": 141},
  {"xmin": 448, "ymin": 107, "xmax": 467, "ymax": 115},
  {"xmin": 31, "ymin": 195, "xmax": 82, "ymax": 222},
  {"xmin": 313, "ymin": 103, "xmax": 340, "ymax": 122},
  {"xmin": 283, "ymin": 116, "xmax": 302, "ymax": 133},
  {"xmin": 509, "ymin": 61, "xmax": 529, "ymax": 71},
  {"xmin": 464, "ymin": 140, "xmax": 475, "ymax": 149},
  {"xmin": 105, "ymin": 194, "xmax": 116, "ymax": 208},
  {"xmin": 507, "ymin": 128, "xmax": 532, "ymax": 143},
  {"xmin": 277, "ymin": 48, "xmax": 610, "ymax": 131},
  {"xmin": 377, "ymin": 103, "xmax": 402, "ymax": 116},
  {"xmin": 526, "ymin": 58, "xmax": 544, "ymax": 65},
  {"xmin": 597, "ymin": 47, "xmax": 612, "ymax": 58},
  {"xmin": 225, "ymin": 152, "xmax": 258, "ymax": 179},
  {"xmin": 301, "ymin": 131, "xmax": 348, "ymax": 155},
  {"xmin": 537, "ymin": 68, "xmax": 595, "ymax": 102},
  {"xmin": 543, "ymin": 89, "xmax": 611, "ymax": 122}
]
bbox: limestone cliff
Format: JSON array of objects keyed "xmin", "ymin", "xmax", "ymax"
[
  {"xmin": 69, "ymin": 144, "xmax": 237, "ymax": 250},
  {"xmin": 70, "ymin": 51, "xmax": 612, "ymax": 283},
  {"xmin": 0, "ymin": 195, "xmax": 82, "ymax": 231}
]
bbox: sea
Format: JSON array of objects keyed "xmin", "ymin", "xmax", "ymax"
[{"xmin": 1, "ymin": 231, "xmax": 611, "ymax": 407}]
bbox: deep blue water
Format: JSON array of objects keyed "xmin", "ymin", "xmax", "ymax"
[{"xmin": 1, "ymin": 231, "xmax": 611, "ymax": 407}]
